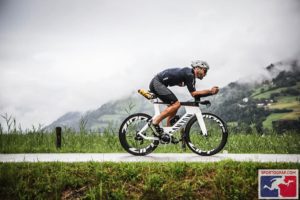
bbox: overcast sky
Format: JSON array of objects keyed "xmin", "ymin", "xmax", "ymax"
[{"xmin": 1, "ymin": 0, "xmax": 300, "ymax": 129}]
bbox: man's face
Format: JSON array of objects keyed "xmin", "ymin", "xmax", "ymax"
[{"xmin": 196, "ymin": 67, "xmax": 207, "ymax": 80}]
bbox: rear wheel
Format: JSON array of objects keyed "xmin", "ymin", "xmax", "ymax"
[
  {"xmin": 119, "ymin": 113, "xmax": 159, "ymax": 156},
  {"xmin": 184, "ymin": 113, "xmax": 228, "ymax": 156}
]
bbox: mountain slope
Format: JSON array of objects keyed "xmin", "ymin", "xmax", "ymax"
[
  {"xmin": 212, "ymin": 60, "xmax": 300, "ymax": 132},
  {"xmin": 47, "ymin": 60, "xmax": 300, "ymax": 133},
  {"xmin": 46, "ymin": 92, "xmax": 154, "ymax": 131}
]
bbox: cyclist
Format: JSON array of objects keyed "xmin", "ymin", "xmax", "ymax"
[{"xmin": 149, "ymin": 60, "xmax": 219, "ymax": 134}]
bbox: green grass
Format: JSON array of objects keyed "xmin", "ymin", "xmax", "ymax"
[
  {"xmin": 252, "ymin": 87, "xmax": 285, "ymax": 99},
  {"xmin": 251, "ymin": 85, "xmax": 270, "ymax": 97},
  {"xmin": 263, "ymin": 113, "xmax": 288, "ymax": 128},
  {"xmin": 252, "ymin": 82, "xmax": 300, "ymax": 99},
  {"xmin": 276, "ymin": 96, "xmax": 298, "ymax": 103},
  {"xmin": 269, "ymin": 96, "xmax": 300, "ymax": 110},
  {"xmin": 225, "ymin": 132, "xmax": 300, "ymax": 154},
  {"xmin": 1, "ymin": 161, "xmax": 299, "ymax": 199},
  {"xmin": 250, "ymin": 81, "xmax": 300, "ymax": 130},
  {"xmin": 1, "ymin": 131, "xmax": 300, "ymax": 154},
  {"xmin": 262, "ymin": 95, "xmax": 300, "ymax": 129}
]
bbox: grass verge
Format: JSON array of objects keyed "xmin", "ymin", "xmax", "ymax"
[
  {"xmin": 1, "ymin": 131, "xmax": 300, "ymax": 154},
  {"xmin": 1, "ymin": 161, "xmax": 299, "ymax": 199}
]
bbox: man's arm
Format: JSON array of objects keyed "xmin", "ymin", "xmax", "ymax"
[{"xmin": 191, "ymin": 86, "xmax": 219, "ymax": 97}]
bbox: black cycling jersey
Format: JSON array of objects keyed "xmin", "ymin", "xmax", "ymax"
[{"xmin": 156, "ymin": 67, "xmax": 196, "ymax": 93}]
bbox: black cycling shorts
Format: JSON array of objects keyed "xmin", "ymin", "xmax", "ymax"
[{"xmin": 149, "ymin": 76, "xmax": 178, "ymax": 105}]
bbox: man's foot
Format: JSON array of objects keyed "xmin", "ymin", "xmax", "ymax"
[{"xmin": 148, "ymin": 120, "xmax": 164, "ymax": 135}]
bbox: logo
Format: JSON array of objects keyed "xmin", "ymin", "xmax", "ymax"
[{"xmin": 258, "ymin": 169, "xmax": 298, "ymax": 199}]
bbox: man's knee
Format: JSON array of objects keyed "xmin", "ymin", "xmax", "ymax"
[{"xmin": 170, "ymin": 101, "xmax": 181, "ymax": 110}]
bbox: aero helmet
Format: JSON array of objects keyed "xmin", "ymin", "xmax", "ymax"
[{"xmin": 191, "ymin": 60, "xmax": 210, "ymax": 70}]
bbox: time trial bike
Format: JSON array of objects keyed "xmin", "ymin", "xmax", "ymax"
[{"xmin": 119, "ymin": 89, "xmax": 228, "ymax": 156}]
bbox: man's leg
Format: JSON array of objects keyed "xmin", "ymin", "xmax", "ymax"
[
  {"xmin": 149, "ymin": 76, "xmax": 179, "ymax": 134},
  {"xmin": 152, "ymin": 101, "xmax": 181, "ymax": 125},
  {"xmin": 166, "ymin": 105, "xmax": 180, "ymax": 127}
]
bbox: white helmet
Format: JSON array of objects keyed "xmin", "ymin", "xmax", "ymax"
[{"xmin": 191, "ymin": 60, "xmax": 210, "ymax": 70}]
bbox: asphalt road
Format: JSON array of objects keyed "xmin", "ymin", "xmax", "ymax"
[{"xmin": 1, "ymin": 153, "xmax": 300, "ymax": 163}]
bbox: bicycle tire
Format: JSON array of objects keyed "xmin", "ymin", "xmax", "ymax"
[
  {"xmin": 119, "ymin": 113, "xmax": 159, "ymax": 156},
  {"xmin": 184, "ymin": 113, "xmax": 228, "ymax": 156}
]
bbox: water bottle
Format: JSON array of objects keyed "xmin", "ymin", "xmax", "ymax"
[{"xmin": 138, "ymin": 89, "xmax": 153, "ymax": 100}]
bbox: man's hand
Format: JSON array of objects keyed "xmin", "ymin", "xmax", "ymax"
[
  {"xmin": 191, "ymin": 86, "xmax": 219, "ymax": 97},
  {"xmin": 211, "ymin": 86, "xmax": 219, "ymax": 95}
]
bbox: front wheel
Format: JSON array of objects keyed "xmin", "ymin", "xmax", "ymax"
[
  {"xmin": 184, "ymin": 113, "xmax": 228, "ymax": 156},
  {"xmin": 119, "ymin": 113, "xmax": 159, "ymax": 156}
]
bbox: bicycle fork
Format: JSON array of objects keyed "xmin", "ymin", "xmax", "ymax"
[{"xmin": 185, "ymin": 106, "xmax": 208, "ymax": 136}]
